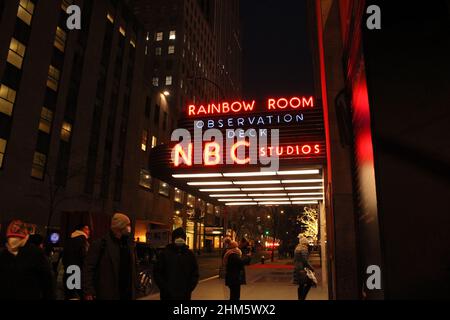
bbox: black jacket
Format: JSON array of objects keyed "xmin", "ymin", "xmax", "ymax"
[
  {"xmin": 225, "ymin": 253, "xmax": 246, "ymax": 287},
  {"xmin": 82, "ymin": 232, "xmax": 138, "ymax": 300},
  {"xmin": 63, "ymin": 234, "xmax": 89, "ymax": 269},
  {"xmin": 0, "ymin": 242, "xmax": 56, "ymax": 300},
  {"xmin": 154, "ymin": 243, "xmax": 199, "ymax": 300}
]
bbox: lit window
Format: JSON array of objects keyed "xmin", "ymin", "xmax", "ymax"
[
  {"xmin": 107, "ymin": 13, "xmax": 114, "ymax": 24},
  {"xmin": 130, "ymin": 38, "xmax": 136, "ymax": 48},
  {"xmin": 156, "ymin": 32, "xmax": 163, "ymax": 41},
  {"xmin": 152, "ymin": 77, "xmax": 159, "ymax": 87},
  {"xmin": 0, "ymin": 84, "xmax": 16, "ymax": 116},
  {"xmin": 7, "ymin": 38, "xmax": 26, "ymax": 69},
  {"xmin": 151, "ymin": 136, "xmax": 157, "ymax": 148},
  {"xmin": 174, "ymin": 188, "xmax": 184, "ymax": 203},
  {"xmin": 0, "ymin": 139, "xmax": 7, "ymax": 168},
  {"xmin": 31, "ymin": 152, "xmax": 46, "ymax": 179},
  {"xmin": 165, "ymin": 76, "xmax": 173, "ymax": 86},
  {"xmin": 169, "ymin": 30, "xmax": 176, "ymax": 40},
  {"xmin": 17, "ymin": 0, "xmax": 35, "ymax": 25},
  {"xmin": 155, "ymin": 47, "xmax": 162, "ymax": 56},
  {"xmin": 47, "ymin": 65, "xmax": 60, "ymax": 91},
  {"xmin": 54, "ymin": 27, "xmax": 67, "ymax": 52},
  {"xmin": 159, "ymin": 181, "xmax": 170, "ymax": 196},
  {"xmin": 119, "ymin": 26, "xmax": 126, "ymax": 37},
  {"xmin": 187, "ymin": 194, "xmax": 195, "ymax": 208},
  {"xmin": 39, "ymin": 107, "xmax": 53, "ymax": 134},
  {"xmin": 141, "ymin": 130, "xmax": 148, "ymax": 151},
  {"xmin": 60, "ymin": 122, "xmax": 72, "ymax": 142},
  {"xmin": 168, "ymin": 45, "xmax": 175, "ymax": 54},
  {"xmin": 139, "ymin": 169, "xmax": 152, "ymax": 189}
]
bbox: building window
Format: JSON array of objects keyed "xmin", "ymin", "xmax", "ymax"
[
  {"xmin": 159, "ymin": 181, "xmax": 170, "ymax": 196},
  {"xmin": 107, "ymin": 12, "xmax": 114, "ymax": 24},
  {"xmin": 165, "ymin": 76, "xmax": 173, "ymax": 86},
  {"xmin": 155, "ymin": 47, "xmax": 162, "ymax": 56},
  {"xmin": 151, "ymin": 136, "xmax": 157, "ymax": 148},
  {"xmin": 47, "ymin": 65, "xmax": 60, "ymax": 91},
  {"xmin": 141, "ymin": 130, "xmax": 148, "ymax": 151},
  {"xmin": 119, "ymin": 26, "xmax": 126, "ymax": 37},
  {"xmin": 61, "ymin": 0, "xmax": 73, "ymax": 12},
  {"xmin": 54, "ymin": 27, "xmax": 67, "ymax": 52},
  {"xmin": 0, "ymin": 84, "xmax": 16, "ymax": 116},
  {"xmin": 0, "ymin": 139, "xmax": 7, "ymax": 168},
  {"xmin": 17, "ymin": 0, "xmax": 35, "ymax": 26},
  {"xmin": 38, "ymin": 107, "xmax": 53, "ymax": 134},
  {"xmin": 152, "ymin": 77, "xmax": 159, "ymax": 87},
  {"xmin": 139, "ymin": 169, "xmax": 152, "ymax": 189},
  {"xmin": 169, "ymin": 30, "xmax": 176, "ymax": 40},
  {"xmin": 130, "ymin": 38, "xmax": 136, "ymax": 48},
  {"xmin": 168, "ymin": 45, "xmax": 175, "ymax": 54},
  {"xmin": 156, "ymin": 32, "xmax": 163, "ymax": 41},
  {"xmin": 31, "ymin": 152, "xmax": 46, "ymax": 179},
  {"xmin": 7, "ymin": 38, "xmax": 26, "ymax": 70},
  {"xmin": 60, "ymin": 122, "xmax": 72, "ymax": 142},
  {"xmin": 174, "ymin": 188, "xmax": 184, "ymax": 203}
]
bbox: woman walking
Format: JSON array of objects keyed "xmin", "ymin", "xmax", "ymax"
[
  {"xmin": 223, "ymin": 241, "xmax": 245, "ymax": 301},
  {"xmin": 293, "ymin": 233, "xmax": 315, "ymax": 300}
]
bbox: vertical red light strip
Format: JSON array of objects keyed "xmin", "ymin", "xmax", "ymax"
[{"xmin": 315, "ymin": 0, "xmax": 333, "ymax": 183}]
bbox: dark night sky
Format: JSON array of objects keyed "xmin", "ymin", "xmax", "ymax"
[{"xmin": 240, "ymin": 0, "xmax": 315, "ymax": 99}]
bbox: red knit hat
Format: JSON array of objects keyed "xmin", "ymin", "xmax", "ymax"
[{"xmin": 6, "ymin": 220, "xmax": 29, "ymax": 239}]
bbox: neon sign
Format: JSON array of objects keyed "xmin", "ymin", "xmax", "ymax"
[
  {"xmin": 173, "ymin": 142, "xmax": 322, "ymax": 167},
  {"xmin": 187, "ymin": 96, "xmax": 315, "ymax": 117}
]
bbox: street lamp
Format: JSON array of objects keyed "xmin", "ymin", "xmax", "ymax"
[{"xmin": 163, "ymin": 90, "xmax": 170, "ymax": 97}]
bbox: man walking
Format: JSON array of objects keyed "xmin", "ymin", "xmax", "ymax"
[
  {"xmin": 154, "ymin": 228, "xmax": 199, "ymax": 300},
  {"xmin": 83, "ymin": 213, "xmax": 137, "ymax": 300}
]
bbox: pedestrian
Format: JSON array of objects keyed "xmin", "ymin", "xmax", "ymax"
[
  {"xmin": 154, "ymin": 228, "xmax": 199, "ymax": 300},
  {"xmin": 293, "ymin": 233, "xmax": 315, "ymax": 300},
  {"xmin": 223, "ymin": 241, "xmax": 246, "ymax": 301},
  {"xmin": 62, "ymin": 224, "xmax": 90, "ymax": 300},
  {"xmin": 83, "ymin": 213, "xmax": 137, "ymax": 300},
  {"xmin": 0, "ymin": 220, "xmax": 56, "ymax": 300}
]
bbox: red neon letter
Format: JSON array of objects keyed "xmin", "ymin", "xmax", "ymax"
[
  {"xmin": 188, "ymin": 105, "xmax": 196, "ymax": 116},
  {"xmin": 231, "ymin": 141, "xmax": 250, "ymax": 165},
  {"xmin": 290, "ymin": 97, "xmax": 302, "ymax": 108},
  {"xmin": 242, "ymin": 100, "xmax": 256, "ymax": 112},
  {"xmin": 231, "ymin": 101, "xmax": 242, "ymax": 113},
  {"xmin": 314, "ymin": 144, "xmax": 321, "ymax": 154},
  {"xmin": 174, "ymin": 143, "xmax": 193, "ymax": 167},
  {"xmin": 268, "ymin": 99, "xmax": 276, "ymax": 110},
  {"xmin": 277, "ymin": 98, "xmax": 289, "ymax": 109},
  {"xmin": 302, "ymin": 145, "xmax": 312, "ymax": 155},
  {"xmin": 303, "ymin": 96, "xmax": 315, "ymax": 107},
  {"xmin": 204, "ymin": 142, "xmax": 221, "ymax": 166}
]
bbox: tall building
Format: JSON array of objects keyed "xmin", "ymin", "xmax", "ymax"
[
  {"xmin": 0, "ymin": 0, "xmax": 176, "ymax": 240},
  {"xmin": 131, "ymin": 0, "xmax": 242, "ymax": 249}
]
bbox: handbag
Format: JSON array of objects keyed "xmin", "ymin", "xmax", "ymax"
[{"xmin": 305, "ymin": 268, "xmax": 318, "ymax": 287}]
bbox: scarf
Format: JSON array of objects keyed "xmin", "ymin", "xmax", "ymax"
[{"xmin": 223, "ymin": 247, "xmax": 242, "ymax": 267}]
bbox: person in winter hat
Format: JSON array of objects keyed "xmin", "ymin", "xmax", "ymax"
[
  {"xmin": 154, "ymin": 227, "xmax": 199, "ymax": 300},
  {"xmin": 293, "ymin": 233, "xmax": 315, "ymax": 300},
  {"xmin": 0, "ymin": 220, "xmax": 56, "ymax": 300},
  {"xmin": 223, "ymin": 241, "xmax": 246, "ymax": 300},
  {"xmin": 63, "ymin": 224, "xmax": 90, "ymax": 300},
  {"xmin": 83, "ymin": 213, "xmax": 137, "ymax": 300}
]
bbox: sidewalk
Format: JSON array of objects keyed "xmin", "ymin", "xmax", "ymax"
[{"xmin": 142, "ymin": 259, "xmax": 328, "ymax": 301}]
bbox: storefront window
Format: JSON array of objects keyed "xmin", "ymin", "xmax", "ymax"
[
  {"xmin": 159, "ymin": 181, "xmax": 170, "ymax": 196},
  {"xmin": 207, "ymin": 203, "xmax": 214, "ymax": 214}
]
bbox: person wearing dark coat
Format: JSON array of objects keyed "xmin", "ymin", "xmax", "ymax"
[
  {"xmin": 223, "ymin": 241, "xmax": 246, "ymax": 301},
  {"xmin": 62, "ymin": 224, "xmax": 90, "ymax": 300},
  {"xmin": 83, "ymin": 213, "xmax": 138, "ymax": 300},
  {"xmin": 154, "ymin": 228, "xmax": 199, "ymax": 300},
  {"xmin": 293, "ymin": 233, "xmax": 315, "ymax": 300},
  {"xmin": 0, "ymin": 220, "xmax": 56, "ymax": 300}
]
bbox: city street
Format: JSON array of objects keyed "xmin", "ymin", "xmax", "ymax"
[{"xmin": 142, "ymin": 253, "xmax": 327, "ymax": 301}]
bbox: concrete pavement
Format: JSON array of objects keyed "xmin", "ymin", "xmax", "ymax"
[{"xmin": 142, "ymin": 257, "xmax": 328, "ymax": 301}]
